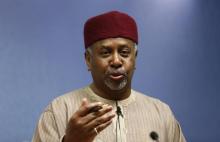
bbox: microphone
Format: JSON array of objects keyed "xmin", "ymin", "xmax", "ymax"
[
  {"xmin": 150, "ymin": 131, "xmax": 159, "ymax": 142},
  {"xmin": 116, "ymin": 105, "xmax": 123, "ymax": 117},
  {"xmin": 115, "ymin": 101, "xmax": 123, "ymax": 142},
  {"xmin": 115, "ymin": 101, "xmax": 123, "ymax": 118}
]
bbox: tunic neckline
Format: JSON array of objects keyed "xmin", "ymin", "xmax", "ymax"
[{"xmin": 84, "ymin": 85, "xmax": 136, "ymax": 107}]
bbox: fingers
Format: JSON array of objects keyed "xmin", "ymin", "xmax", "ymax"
[
  {"xmin": 65, "ymin": 98, "xmax": 116, "ymax": 142},
  {"xmin": 80, "ymin": 104, "xmax": 114, "ymax": 125},
  {"xmin": 85, "ymin": 108, "xmax": 115, "ymax": 130},
  {"xmin": 76, "ymin": 98, "xmax": 103, "ymax": 117},
  {"xmin": 90, "ymin": 119, "xmax": 113, "ymax": 136},
  {"xmin": 81, "ymin": 98, "xmax": 89, "ymax": 107},
  {"xmin": 94, "ymin": 119, "xmax": 113, "ymax": 134}
]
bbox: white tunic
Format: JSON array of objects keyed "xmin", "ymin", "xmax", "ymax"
[{"xmin": 32, "ymin": 86, "xmax": 186, "ymax": 142}]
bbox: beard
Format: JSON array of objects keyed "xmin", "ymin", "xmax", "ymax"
[{"xmin": 104, "ymin": 67, "xmax": 128, "ymax": 91}]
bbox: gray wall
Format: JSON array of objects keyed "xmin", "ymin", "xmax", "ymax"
[{"xmin": 0, "ymin": 0, "xmax": 219, "ymax": 141}]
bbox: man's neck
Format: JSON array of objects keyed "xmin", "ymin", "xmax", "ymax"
[{"xmin": 90, "ymin": 83, "xmax": 131, "ymax": 101}]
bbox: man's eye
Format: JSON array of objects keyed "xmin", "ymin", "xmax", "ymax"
[
  {"xmin": 100, "ymin": 50, "xmax": 110, "ymax": 56},
  {"xmin": 102, "ymin": 51, "xmax": 109, "ymax": 54},
  {"xmin": 120, "ymin": 50, "xmax": 130, "ymax": 57}
]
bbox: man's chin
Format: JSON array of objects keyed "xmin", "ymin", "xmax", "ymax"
[{"xmin": 104, "ymin": 79, "xmax": 127, "ymax": 91}]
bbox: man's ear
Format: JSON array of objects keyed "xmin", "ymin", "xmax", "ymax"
[
  {"xmin": 135, "ymin": 49, "xmax": 138, "ymax": 58},
  {"xmin": 84, "ymin": 50, "xmax": 92, "ymax": 71}
]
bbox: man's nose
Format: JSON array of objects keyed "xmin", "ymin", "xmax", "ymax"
[{"xmin": 110, "ymin": 53, "xmax": 122, "ymax": 68}]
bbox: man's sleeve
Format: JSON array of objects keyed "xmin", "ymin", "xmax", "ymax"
[
  {"xmin": 166, "ymin": 106, "xmax": 186, "ymax": 142},
  {"xmin": 32, "ymin": 108, "xmax": 65, "ymax": 142},
  {"xmin": 172, "ymin": 120, "xmax": 186, "ymax": 142}
]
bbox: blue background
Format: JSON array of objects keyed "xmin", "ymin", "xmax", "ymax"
[{"xmin": 0, "ymin": 0, "xmax": 219, "ymax": 141}]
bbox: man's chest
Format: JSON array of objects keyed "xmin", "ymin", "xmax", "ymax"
[{"xmin": 94, "ymin": 106, "xmax": 167, "ymax": 142}]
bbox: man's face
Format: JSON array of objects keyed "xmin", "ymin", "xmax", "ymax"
[{"xmin": 85, "ymin": 37, "xmax": 137, "ymax": 92}]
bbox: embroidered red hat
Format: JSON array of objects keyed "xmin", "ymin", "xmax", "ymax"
[{"xmin": 84, "ymin": 11, "xmax": 138, "ymax": 48}]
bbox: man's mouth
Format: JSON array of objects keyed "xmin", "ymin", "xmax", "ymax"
[{"xmin": 109, "ymin": 73, "xmax": 124, "ymax": 80}]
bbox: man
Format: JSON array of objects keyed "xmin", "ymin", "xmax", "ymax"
[{"xmin": 32, "ymin": 11, "xmax": 186, "ymax": 142}]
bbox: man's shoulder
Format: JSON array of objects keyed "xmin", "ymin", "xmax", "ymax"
[
  {"xmin": 45, "ymin": 86, "xmax": 89, "ymax": 111},
  {"xmin": 59, "ymin": 87, "xmax": 87, "ymax": 98},
  {"xmin": 131, "ymin": 89, "xmax": 171, "ymax": 111},
  {"xmin": 132, "ymin": 89, "xmax": 163, "ymax": 103},
  {"xmin": 53, "ymin": 86, "xmax": 89, "ymax": 103}
]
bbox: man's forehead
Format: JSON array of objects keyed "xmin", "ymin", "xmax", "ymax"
[{"xmin": 92, "ymin": 37, "xmax": 135, "ymax": 48}]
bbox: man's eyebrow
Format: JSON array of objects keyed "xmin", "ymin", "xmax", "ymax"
[
  {"xmin": 118, "ymin": 44, "xmax": 133, "ymax": 48},
  {"xmin": 99, "ymin": 45, "xmax": 111, "ymax": 49}
]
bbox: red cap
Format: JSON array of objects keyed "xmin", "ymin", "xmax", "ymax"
[{"xmin": 84, "ymin": 11, "xmax": 138, "ymax": 48}]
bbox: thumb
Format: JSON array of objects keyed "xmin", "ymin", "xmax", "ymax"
[{"xmin": 81, "ymin": 98, "xmax": 89, "ymax": 107}]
